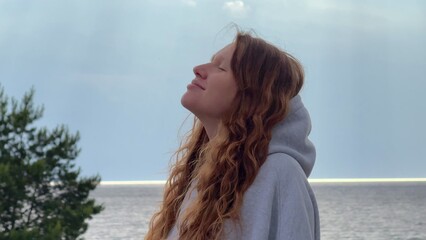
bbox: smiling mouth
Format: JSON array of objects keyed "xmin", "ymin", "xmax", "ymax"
[{"xmin": 191, "ymin": 80, "xmax": 205, "ymax": 90}]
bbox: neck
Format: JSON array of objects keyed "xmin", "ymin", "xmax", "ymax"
[{"xmin": 199, "ymin": 117, "xmax": 220, "ymax": 140}]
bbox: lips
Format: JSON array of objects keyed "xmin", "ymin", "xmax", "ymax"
[{"xmin": 191, "ymin": 80, "xmax": 205, "ymax": 90}]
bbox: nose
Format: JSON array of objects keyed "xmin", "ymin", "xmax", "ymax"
[{"xmin": 193, "ymin": 64, "xmax": 207, "ymax": 79}]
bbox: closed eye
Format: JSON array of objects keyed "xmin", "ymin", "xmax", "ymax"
[{"xmin": 211, "ymin": 55, "xmax": 227, "ymax": 72}]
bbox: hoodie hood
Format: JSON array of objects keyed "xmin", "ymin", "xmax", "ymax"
[{"xmin": 268, "ymin": 95, "xmax": 316, "ymax": 177}]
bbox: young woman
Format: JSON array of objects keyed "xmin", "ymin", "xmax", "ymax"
[{"xmin": 146, "ymin": 31, "xmax": 320, "ymax": 240}]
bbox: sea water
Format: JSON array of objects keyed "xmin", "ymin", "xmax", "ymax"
[{"xmin": 83, "ymin": 182, "xmax": 426, "ymax": 240}]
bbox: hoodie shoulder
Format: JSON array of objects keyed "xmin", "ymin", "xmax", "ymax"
[
  {"xmin": 227, "ymin": 153, "xmax": 319, "ymax": 240},
  {"xmin": 263, "ymin": 153, "xmax": 307, "ymax": 181}
]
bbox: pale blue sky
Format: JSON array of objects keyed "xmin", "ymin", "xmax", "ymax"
[{"xmin": 1, "ymin": 0, "xmax": 425, "ymax": 180}]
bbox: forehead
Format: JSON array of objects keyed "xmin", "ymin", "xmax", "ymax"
[{"xmin": 211, "ymin": 43, "xmax": 235, "ymax": 62}]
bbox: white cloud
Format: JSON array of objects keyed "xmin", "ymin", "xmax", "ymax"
[
  {"xmin": 182, "ymin": 0, "xmax": 197, "ymax": 7},
  {"xmin": 223, "ymin": 0, "xmax": 250, "ymax": 17}
]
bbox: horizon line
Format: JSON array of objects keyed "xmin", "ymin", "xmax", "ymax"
[{"xmin": 99, "ymin": 178, "xmax": 426, "ymax": 185}]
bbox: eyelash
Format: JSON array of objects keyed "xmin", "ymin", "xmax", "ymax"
[{"xmin": 218, "ymin": 67, "xmax": 226, "ymax": 71}]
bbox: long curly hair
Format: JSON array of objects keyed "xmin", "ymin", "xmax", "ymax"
[{"xmin": 145, "ymin": 31, "xmax": 304, "ymax": 240}]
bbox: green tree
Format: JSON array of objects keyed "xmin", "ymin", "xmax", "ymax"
[{"xmin": 0, "ymin": 85, "xmax": 104, "ymax": 240}]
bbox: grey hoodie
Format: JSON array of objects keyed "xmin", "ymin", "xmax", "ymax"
[{"xmin": 167, "ymin": 94, "xmax": 320, "ymax": 240}]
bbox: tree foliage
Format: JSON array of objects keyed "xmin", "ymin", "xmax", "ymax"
[{"xmin": 0, "ymin": 86, "xmax": 103, "ymax": 239}]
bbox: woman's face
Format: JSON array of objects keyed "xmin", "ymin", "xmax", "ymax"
[{"xmin": 181, "ymin": 43, "xmax": 238, "ymax": 121}]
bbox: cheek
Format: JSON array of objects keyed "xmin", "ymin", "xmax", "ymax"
[
  {"xmin": 222, "ymin": 79, "xmax": 238, "ymax": 103},
  {"xmin": 208, "ymin": 80, "xmax": 237, "ymax": 110}
]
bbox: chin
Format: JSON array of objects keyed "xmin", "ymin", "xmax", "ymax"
[{"xmin": 181, "ymin": 92, "xmax": 195, "ymax": 112}]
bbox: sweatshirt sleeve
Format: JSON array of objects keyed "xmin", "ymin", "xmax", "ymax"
[{"xmin": 224, "ymin": 153, "xmax": 318, "ymax": 240}]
